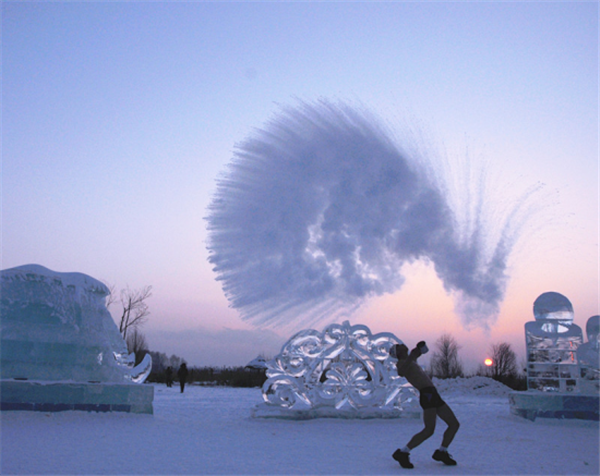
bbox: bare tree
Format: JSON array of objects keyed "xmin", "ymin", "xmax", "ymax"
[
  {"xmin": 169, "ymin": 354, "xmax": 185, "ymax": 369},
  {"xmin": 126, "ymin": 328, "xmax": 149, "ymax": 365},
  {"xmin": 149, "ymin": 351, "xmax": 170, "ymax": 373},
  {"xmin": 105, "ymin": 283, "xmax": 117, "ymax": 309},
  {"xmin": 489, "ymin": 342, "xmax": 518, "ymax": 382},
  {"xmin": 113, "ymin": 285, "xmax": 153, "ymax": 340},
  {"xmin": 148, "ymin": 351, "xmax": 186, "ymax": 375},
  {"xmin": 430, "ymin": 333, "xmax": 464, "ymax": 379}
]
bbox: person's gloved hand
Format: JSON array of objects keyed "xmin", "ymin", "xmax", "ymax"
[{"xmin": 409, "ymin": 341, "xmax": 428, "ymax": 358}]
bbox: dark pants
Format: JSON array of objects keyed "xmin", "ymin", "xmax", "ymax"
[{"xmin": 419, "ymin": 386, "xmax": 446, "ymax": 410}]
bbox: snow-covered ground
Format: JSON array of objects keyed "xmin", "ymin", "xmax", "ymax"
[{"xmin": 1, "ymin": 377, "xmax": 598, "ymax": 475}]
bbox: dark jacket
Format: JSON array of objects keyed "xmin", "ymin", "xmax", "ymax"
[{"xmin": 177, "ymin": 364, "xmax": 188, "ymax": 382}]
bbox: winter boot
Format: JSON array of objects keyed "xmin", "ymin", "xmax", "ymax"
[
  {"xmin": 393, "ymin": 449, "xmax": 414, "ymax": 469},
  {"xmin": 432, "ymin": 449, "xmax": 457, "ymax": 466}
]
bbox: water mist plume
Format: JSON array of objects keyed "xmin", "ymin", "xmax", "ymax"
[{"xmin": 206, "ymin": 99, "xmax": 539, "ymax": 330}]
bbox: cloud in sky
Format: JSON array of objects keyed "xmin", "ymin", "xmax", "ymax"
[{"xmin": 207, "ymin": 99, "xmax": 540, "ymax": 331}]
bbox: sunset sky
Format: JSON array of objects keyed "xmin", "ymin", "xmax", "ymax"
[{"xmin": 2, "ymin": 2, "xmax": 598, "ymax": 370}]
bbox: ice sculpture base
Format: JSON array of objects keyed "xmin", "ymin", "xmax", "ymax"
[
  {"xmin": 0, "ymin": 379, "xmax": 154, "ymax": 414},
  {"xmin": 509, "ymin": 391, "xmax": 599, "ymax": 421},
  {"xmin": 252, "ymin": 402, "xmax": 421, "ymax": 420}
]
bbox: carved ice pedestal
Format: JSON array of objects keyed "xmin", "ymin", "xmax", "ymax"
[
  {"xmin": 509, "ymin": 292, "xmax": 599, "ymax": 421},
  {"xmin": 252, "ymin": 321, "xmax": 420, "ymax": 419},
  {"xmin": 0, "ymin": 265, "xmax": 153, "ymax": 414}
]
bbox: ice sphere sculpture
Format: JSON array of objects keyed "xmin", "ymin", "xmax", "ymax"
[
  {"xmin": 0, "ymin": 264, "xmax": 151, "ymax": 383},
  {"xmin": 253, "ymin": 321, "xmax": 419, "ymax": 419},
  {"xmin": 525, "ymin": 292, "xmax": 583, "ymax": 393},
  {"xmin": 510, "ymin": 293, "xmax": 598, "ymax": 421},
  {"xmin": 577, "ymin": 315, "xmax": 600, "ymax": 394}
]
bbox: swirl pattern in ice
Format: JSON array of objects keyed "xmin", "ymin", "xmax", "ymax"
[{"xmin": 256, "ymin": 321, "xmax": 419, "ymax": 418}]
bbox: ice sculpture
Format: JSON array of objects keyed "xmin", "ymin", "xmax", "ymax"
[
  {"xmin": 252, "ymin": 321, "xmax": 420, "ymax": 419},
  {"xmin": 577, "ymin": 315, "xmax": 600, "ymax": 394},
  {"xmin": 509, "ymin": 292, "xmax": 598, "ymax": 421},
  {"xmin": 525, "ymin": 292, "xmax": 583, "ymax": 392},
  {"xmin": 1, "ymin": 264, "xmax": 153, "ymax": 413}
]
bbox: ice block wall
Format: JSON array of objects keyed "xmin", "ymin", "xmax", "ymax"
[{"xmin": 1, "ymin": 264, "xmax": 153, "ymax": 413}]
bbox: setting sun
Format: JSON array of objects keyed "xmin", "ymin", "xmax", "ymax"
[{"xmin": 484, "ymin": 358, "xmax": 493, "ymax": 366}]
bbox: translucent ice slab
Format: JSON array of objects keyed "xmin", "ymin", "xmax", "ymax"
[{"xmin": 1, "ymin": 264, "xmax": 151, "ymax": 383}]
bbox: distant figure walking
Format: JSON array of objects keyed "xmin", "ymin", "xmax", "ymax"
[
  {"xmin": 165, "ymin": 366, "xmax": 173, "ymax": 388},
  {"xmin": 391, "ymin": 342, "xmax": 460, "ymax": 469},
  {"xmin": 177, "ymin": 363, "xmax": 188, "ymax": 393}
]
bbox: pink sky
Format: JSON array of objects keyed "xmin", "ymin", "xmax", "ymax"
[{"xmin": 3, "ymin": 2, "xmax": 598, "ymax": 368}]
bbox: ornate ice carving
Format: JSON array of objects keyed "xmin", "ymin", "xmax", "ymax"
[
  {"xmin": 254, "ymin": 321, "xmax": 419, "ymax": 418},
  {"xmin": 525, "ymin": 292, "xmax": 583, "ymax": 393}
]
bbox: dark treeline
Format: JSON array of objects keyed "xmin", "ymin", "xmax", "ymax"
[
  {"xmin": 145, "ymin": 350, "xmax": 267, "ymax": 388},
  {"xmin": 140, "ymin": 333, "xmax": 528, "ymax": 391},
  {"xmin": 148, "ymin": 365, "xmax": 267, "ymax": 388}
]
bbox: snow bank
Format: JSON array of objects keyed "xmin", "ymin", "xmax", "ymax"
[{"xmin": 433, "ymin": 376, "xmax": 513, "ymax": 397}]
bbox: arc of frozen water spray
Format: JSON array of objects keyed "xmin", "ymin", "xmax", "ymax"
[{"xmin": 206, "ymin": 99, "xmax": 540, "ymax": 330}]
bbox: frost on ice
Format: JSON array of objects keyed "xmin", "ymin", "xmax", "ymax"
[{"xmin": 0, "ymin": 264, "xmax": 151, "ymax": 383}]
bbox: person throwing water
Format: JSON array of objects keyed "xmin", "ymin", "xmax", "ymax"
[{"xmin": 391, "ymin": 342, "xmax": 460, "ymax": 469}]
